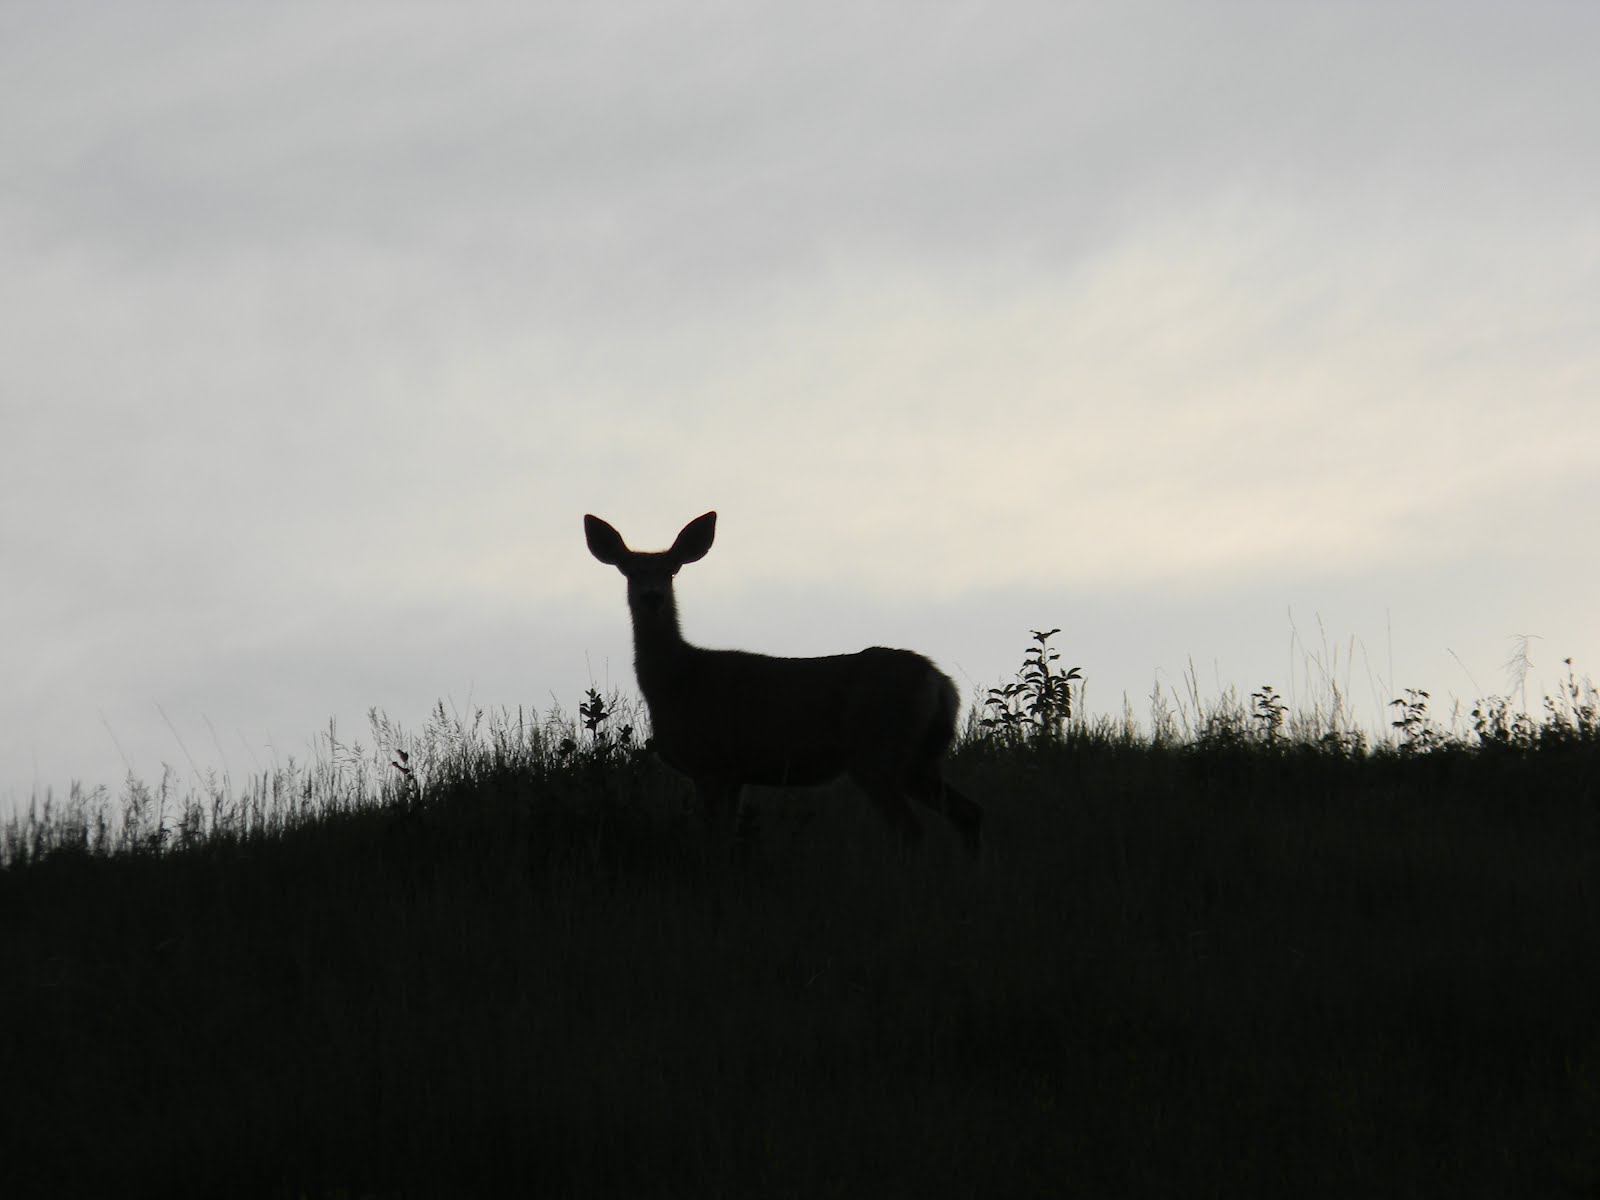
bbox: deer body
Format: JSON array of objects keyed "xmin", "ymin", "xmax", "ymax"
[{"xmin": 585, "ymin": 511, "xmax": 981, "ymax": 855}]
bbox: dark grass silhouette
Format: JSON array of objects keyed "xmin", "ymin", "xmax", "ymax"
[{"xmin": 3, "ymin": 690, "xmax": 1599, "ymax": 1197}]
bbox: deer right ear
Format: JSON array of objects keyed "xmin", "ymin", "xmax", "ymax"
[
  {"xmin": 584, "ymin": 515, "xmax": 629, "ymax": 565},
  {"xmin": 668, "ymin": 511, "xmax": 717, "ymax": 565}
]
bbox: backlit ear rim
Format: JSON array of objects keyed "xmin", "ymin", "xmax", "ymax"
[
  {"xmin": 584, "ymin": 514, "xmax": 630, "ymax": 565},
  {"xmin": 669, "ymin": 511, "xmax": 717, "ymax": 565}
]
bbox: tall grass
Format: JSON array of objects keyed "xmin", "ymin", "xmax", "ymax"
[{"xmin": 2, "ymin": 639, "xmax": 1597, "ymax": 1196}]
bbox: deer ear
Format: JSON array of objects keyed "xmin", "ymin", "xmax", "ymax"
[
  {"xmin": 584, "ymin": 515, "xmax": 629, "ymax": 565},
  {"xmin": 668, "ymin": 511, "xmax": 717, "ymax": 565}
]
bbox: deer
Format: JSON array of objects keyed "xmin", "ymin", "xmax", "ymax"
[{"xmin": 584, "ymin": 511, "xmax": 982, "ymax": 857}]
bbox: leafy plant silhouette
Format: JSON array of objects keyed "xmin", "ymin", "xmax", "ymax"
[{"xmin": 980, "ymin": 629, "xmax": 1083, "ymax": 744}]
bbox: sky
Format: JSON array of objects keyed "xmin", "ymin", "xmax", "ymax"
[{"xmin": 3, "ymin": 1, "xmax": 1597, "ymax": 808}]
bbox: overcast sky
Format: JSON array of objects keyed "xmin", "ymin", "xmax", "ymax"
[{"xmin": 3, "ymin": 1, "xmax": 1596, "ymax": 807}]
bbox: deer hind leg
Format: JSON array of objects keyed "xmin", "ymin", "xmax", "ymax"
[
  {"xmin": 847, "ymin": 764, "xmax": 926, "ymax": 850},
  {"xmin": 693, "ymin": 778, "xmax": 743, "ymax": 848},
  {"xmin": 904, "ymin": 761, "xmax": 982, "ymax": 859}
]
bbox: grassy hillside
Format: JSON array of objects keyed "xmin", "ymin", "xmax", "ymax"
[{"xmin": 3, "ymin": 660, "xmax": 1598, "ymax": 1197}]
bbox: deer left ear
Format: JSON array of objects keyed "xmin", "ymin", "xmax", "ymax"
[
  {"xmin": 668, "ymin": 511, "xmax": 717, "ymax": 565},
  {"xmin": 584, "ymin": 515, "xmax": 630, "ymax": 565}
]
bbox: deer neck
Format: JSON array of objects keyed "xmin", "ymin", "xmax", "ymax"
[{"xmin": 627, "ymin": 584, "xmax": 696, "ymax": 700}]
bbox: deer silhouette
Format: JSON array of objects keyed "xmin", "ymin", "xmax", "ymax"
[{"xmin": 585, "ymin": 511, "xmax": 981, "ymax": 856}]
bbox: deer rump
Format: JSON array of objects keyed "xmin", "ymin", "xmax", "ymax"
[{"xmin": 638, "ymin": 645, "xmax": 960, "ymax": 789}]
